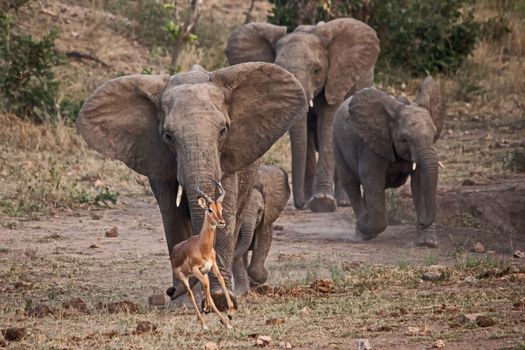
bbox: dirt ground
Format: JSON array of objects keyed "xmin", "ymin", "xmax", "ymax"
[{"xmin": 1, "ymin": 187, "xmax": 524, "ymax": 349}]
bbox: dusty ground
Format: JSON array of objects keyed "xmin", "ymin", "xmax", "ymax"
[{"xmin": 1, "ymin": 187, "xmax": 524, "ymax": 349}]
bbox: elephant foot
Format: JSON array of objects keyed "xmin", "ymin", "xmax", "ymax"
[
  {"xmin": 416, "ymin": 228, "xmax": 438, "ymax": 248},
  {"xmin": 309, "ymin": 193, "xmax": 336, "ymax": 213},
  {"xmin": 208, "ymin": 289, "xmax": 238, "ymax": 312},
  {"xmin": 355, "ymin": 227, "xmax": 380, "ymax": 241}
]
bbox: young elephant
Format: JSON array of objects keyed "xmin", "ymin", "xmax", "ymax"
[
  {"xmin": 333, "ymin": 77, "xmax": 445, "ymax": 247},
  {"xmin": 232, "ymin": 165, "xmax": 290, "ymax": 295}
]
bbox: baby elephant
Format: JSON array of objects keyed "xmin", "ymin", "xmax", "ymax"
[
  {"xmin": 333, "ymin": 77, "xmax": 445, "ymax": 247},
  {"xmin": 233, "ymin": 165, "xmax": 290, "ymax": 295}
]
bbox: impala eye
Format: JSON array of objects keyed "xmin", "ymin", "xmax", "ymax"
[{"xmin": 208, "ymin": 208, "xmax": 213, "ymax": 213}]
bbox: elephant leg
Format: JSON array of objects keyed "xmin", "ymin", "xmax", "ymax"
[
  {"xmin": 310, "ymin": 102, "xmax": 339, "ymax": 212},
  {"xmin": 149, "ymin": 179, "xmax": 197, "ymax": 300},
  {"xmin": 356, "ymin": 155, "xmax": 388, "ymax": 240},
  {"xmin": 411, "ymin": 169, "xmax": 438, "ymax": 247},
  {"xmin": 232, "ymin": 255, "xmax": 250, "ymax": 296},
  {"xmin": 304, "ymin": 128, "xmax": 316, "ymax": 204},
  {"xmin": 207, "ymin": 173, "xmax": 239, "ymax": 311},
  {"xmin": 248, "ymin": 225, "xmax": 272, "ymax": 286},
  {"xmin": 334, "ymin": 171, "xmax": 350, "ymax": 207}
]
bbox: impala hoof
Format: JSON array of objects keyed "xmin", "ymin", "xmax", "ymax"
[{"xmin": 209, "ymin": 289, "xmax": 238, "ymax": 312}]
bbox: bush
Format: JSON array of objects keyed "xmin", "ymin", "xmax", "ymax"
[
  {"xmin": 268, "ymin": 0, "xmax": 479, "ymax": 76},
  {"xmin": 0, "ymin": 11, "xmax": 62, "ymax": 122}
]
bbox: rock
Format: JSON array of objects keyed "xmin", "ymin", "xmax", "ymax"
[
  {"xmin": 421, "ymin": 271, "xmax": 443, "ymax": 281},
  {"xmin": 204, "ymin": 342, "xmax": 219, "ymax": 350},
  {"xmin": 105, "ymin": 226, "xmax": 119, "ymax": 237},
  {"xmin": 464, "ymin": 275, "xmax": 478, "ymax": 284},
  {"xmin": 266, "ymin": 318, "xmax": 285, "ymax": 325},
  {"xmin": 148, "ymin": 293, "xmax": 166, "ymax": 306},
  {"xmin": 133, "ymin": 321, "xmax": 157, "ymax": 335},
  {"xmin": 278, "ymin": 341, "xmax": 292, "ymax": 349},
  {"xmin": 28, "ymin": 304, "xmax": 53, "ymax": 318},
  {"xmin": 461, "ymin": 179, "xmax": 476, "ymax": 186},
  {"xmin": 513, "ymin": 250, "xmax": 524, "ymax": 258},
  {"xmin": 310, "ymin": 278, "xmax": 334, "ymax": 293},
  {"xmin": 432, "ymin": 339, "xmax": 446, "ymax": 348},
  {"xmin": 89, "ymin": 244, "xmax": 99, "ymax": 249},
  {"xmin": 455, "ymin": 313, "xmax": 483, "ymax": 324},
  {"xmin": 472, "ymin": 242, "xmax": 485, "ymax": 253},
  {"xmin": 256, "ymin": 335, "xmax": 272, "ymax": 347},
  {"xmin": 476, "ymin": 315, "xmax": 495, "ymax": 327},
  {"xmin": 357, "ymin": 338, "xmax": 371, "ymax": 350},
  {"xmin": 1, "ymin": 327, "xmax": 26, "ymax": 341},
  {"xmin": 62, "ymin": 298, "xmax": 89, "ymax": 314}
]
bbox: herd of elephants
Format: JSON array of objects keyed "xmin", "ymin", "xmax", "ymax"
[{"xmin": 76, "ymin": 18, "xmax": 445, "ymax": 310}]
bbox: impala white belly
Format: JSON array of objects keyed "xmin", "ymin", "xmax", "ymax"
[{"xmin": 200, "ymin": 260, "xmax": 213, "ymax": 274}]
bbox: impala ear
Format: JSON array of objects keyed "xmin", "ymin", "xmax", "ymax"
[
  {"xmin": 415, "ymin": 76, "xmax": 446, "ymax": 142},
  {"xmin": 212, "ymin": 62, "xmax": 307, "ymax": 175},
  {"xmin": 347, "ymin": 88, "xmax": 405, "ymax": 162},
  {"xmin": 226, "ymin": 22, "xmax": 287, "ymax": 64},
  {"xmin": 76, "ymin": 74, "xmax": 177, "ymax": 180},
  {"xmin": 314, "ymin": 18, "xmax": 380, "ymax": 105},
  {"xmin": 198, "ymin": 197, "xmax": 207, "ymax": 209}
]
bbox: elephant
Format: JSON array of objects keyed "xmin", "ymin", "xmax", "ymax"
[
  {"xmin": 332, "ymin": 77, "xmax": 445, "ymax": 247},
  {"xmin": 76, "ymin": 62, "xmax": 306, "ymax": 309},
  {"xmin": 232, "ymin": 165, "xmax": 290, "ymax": 296},
  {"xmin": 226, "ymin": 18, "xmax": 380, "ymax": 212}
]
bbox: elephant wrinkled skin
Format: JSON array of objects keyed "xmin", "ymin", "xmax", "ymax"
[
  {"xmin": 76, "ymin": 63, "xmax": 306, "ymax": 309},
  {"xmin": 226, "ymin": 18, "xmax": 379, "ymax": 212},
  {"xmin": 333, "ymin": 77, "xmax": 445, "ymax": 247},
  {"xmin": 232, "ymin": 165, "xmax": 290, "ymax": 296}
]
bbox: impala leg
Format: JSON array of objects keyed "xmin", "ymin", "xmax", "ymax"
[
  {"xmin": 212, "ymin": 261, "xmax": 235, "ymax": 315},
  {"xmin": 177, "ymin": 271, "xmax": 207, "ymax": 331},
  {"xmin": 192, "ymin": 267, "xmax": 232, "ymax": 329}
]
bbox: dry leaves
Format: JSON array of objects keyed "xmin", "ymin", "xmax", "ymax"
[
  {"xmin": 310, "ymin": 278, "xmax": 334, "ymax": 293},
  {"xmin": 105, "ymin": 226, "xmax": 119, "ymax": 237},
  {"xmin": 266, "ymin": 318, "xmax": 285, "ymax": 325}
]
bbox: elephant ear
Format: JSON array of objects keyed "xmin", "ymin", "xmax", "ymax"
[
  {"xmin": 225, "ymin": 22, "xmax": 287, "ymax": 65},
  {"xmin": 348, "ymin": 88, "xmax": 405, "ymax": 162},
  {"xmin": 415, "ymin": 76, "xmax": 445, "ymax": 142},
  {"xmin": 76, "ymin": 74, "xmax": 177, "ymax": 180},
  {"xmin": 259, "ymin": 165, "xmax": 290, "ymax": 224},
  {"xmin": 315, "ymin": 18, "xmax": 380, "ymax": 105},
  {"xmin": 212, "ymin": 62, "xmax": 307, "ymax": 175}
]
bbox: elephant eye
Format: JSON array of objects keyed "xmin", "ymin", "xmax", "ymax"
[
  {"xmin": 401, "ymin": 137, "xmax": 408, "ymax": 143},
  {"xmin": 313, "ymin": 67, "xmax": 321, "ymax": 75},
  {"xmin": 219, "ymin": 125, "xmax": 228, "ymax": 138}
]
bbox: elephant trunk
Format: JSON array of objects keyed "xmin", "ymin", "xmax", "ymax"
[
  {"xmin": 234, "ymin": 212, "xmax": 257, "ymax": 259},
  {"xmin": 289, "ymin": 115, "xmax": 307, "ymax": 209},
  {"xmin": 415, "ymin": 146, "xmax": 439, "ymax": 228}
]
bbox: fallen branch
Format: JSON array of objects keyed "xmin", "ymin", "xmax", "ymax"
[{"xmin": 66, "ymin": 51, "xmax": 109, "ymax": 68}]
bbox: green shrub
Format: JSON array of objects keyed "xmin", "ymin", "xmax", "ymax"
[
  {"xmin": 268, "ymin": 0, "xmax": 479, "ymax": 76},
  {"xmin": 0, "ymin": 11, "xmax": 62, "ymax": 122}
]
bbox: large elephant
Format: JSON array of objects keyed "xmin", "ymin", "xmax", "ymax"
[
  {"xmin": 76, "ymin": 63, "xmax": 306, "ymax": 309},
  {"xmin": 232, "ymin": 165, "xmax": 290, "ymax": 295},
  {"xmin": 333, "ymin": 77, "xmax": 445, "ymax": 247},
  {"xmin": 226, "ymin": 18, "xmax": 380, "ymax": 212}
]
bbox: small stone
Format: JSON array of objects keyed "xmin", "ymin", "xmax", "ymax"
[
  {"xmin": 256, "ymin": 335, "xmax": 272, "ymax": 347},
  {"xmin": 357, "ymin": 338, "xmax": 371, "ymax": 350},
  {"xmin": 310, "ymin": 278, "xmax": 334, "ymax": 293},
  {"xmin": 513, "ymin": 250, "xmax": 524, "ymax": 258},
  {"xmin": 105, "ymin": 226, "xmax": 119, "ymax": 237},
  {"xmin": 476, "ymin": 315, "xmax": 495, "ymax": 327},
  {"xmin": 204, "ymin": 342, "xmax": 219, "ymax": 350},
  {"xmin": 464, "ymin": 275, "xmax": 478, "ymax": 284},
  {"xmin": 266, "ymin": 318, "xmax": 285, "ymax": 325},
  {"xmin": 133, "ymin": 321, "xmax": 157, "ymax": 335},
  {"xmin": 148, "ymin": 293, "xmax": 166, "ymax": 306},
  {"xmin": 454, "ymin": 313, "xmax": 483, "ymax": 324},
  {"xmin": 278, "ymin": 341, "xmax": 292, "ymax": 349},
  {"xmin": 432, "ymin": 339, "xmax": 446, "ymax": 348},
  {"xmin": 89, "ymin": 244, "xmax": 99, "ymax": 249},
  {"xmin": 28, "ymin": 304, "xmax": 53, "ymax": 318},
  {"xmin": 1, "ymin": 327, "xmax": 26, "ymax": 341},
  {"xmin": 461, "ymin": 179, "xmax": 476, "ymax": 186},
  {"xmin": 273, "ymin": 224, "xmax": 284, "ymax": 231},
  {"xmin": 472, "ymin": 242, "xmax": 485, "ymax": 253}
]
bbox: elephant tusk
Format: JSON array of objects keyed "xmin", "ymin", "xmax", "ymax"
[
  {"xmin": 309, "ymin": 99, "xmax": 314, "ymax": 108},
  {"xmin": 412, "ymin": 163, "xmax": 416, "ymax": 171},
  {"xmin": 176, "ymin": 184, "xmax": 183, "ymax": 207},
  {"xmin": 438, "ymin": 161, "xmax": 445, "ymax": 169}
]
